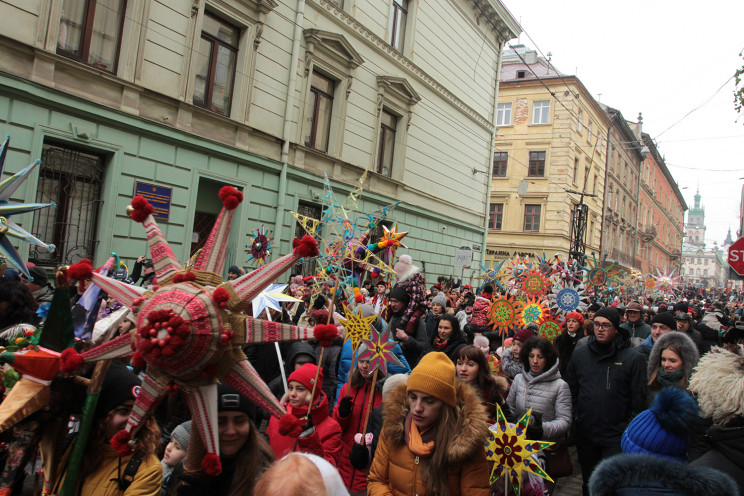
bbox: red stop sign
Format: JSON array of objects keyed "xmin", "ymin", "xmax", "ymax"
[{"xmin": 728, "ymin": 237, "xmax": 744, "ymax": 276}]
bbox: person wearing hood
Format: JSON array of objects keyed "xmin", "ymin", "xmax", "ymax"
[
  {"xmin": 688, "ymin": 344, "xmax": 744, "ymax": 493},
  {"xmin": 387, "ymin": 286, "xmax": 428, "ymax": 367},
  {"xmin": 620, "ymin": 301, "xmax": 651, "ymax": 344},
  {"xmin": 586, "ymin": 302, "xmax": 601, "ymax": 321},
  {"xmin": 500, "ymin": 327, "xmax": 537, "ymax": 380},
  {"xmin": 646, "ymin": 331, "xmax": 699, "ymax": 407},
  {"xmin": 367, "ymin": 353, "xmax": 491, "ymax": 496},
  {"xmin": 564, "ymin": 307, "xmax": 647, "ymax": 496},
  {"xmin": 266, "ymin": 364, "xmax": 343, "ymax": 467},
  {"xmin": 131, "ymin": 256, "xmax": 156, "ymax": 287},
  {"xmin": 267, "ymin": 341, "xmax": 317, "ymax": 400},
  {"xmin": 636, "ymin": 312, "xmax": 676, "ymax": 364},
  {"xmin": 22, "ymin": 266, "xmax": 54, "ymax": 304}
]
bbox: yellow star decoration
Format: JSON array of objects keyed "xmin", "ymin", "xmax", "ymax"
[
  {"xmin": 486, "ymin": 404, "xmax": 554, "ymax": 495},
  {"xmin": 338, "ymin": 303, "xmax": 377, "ymax": 353}
]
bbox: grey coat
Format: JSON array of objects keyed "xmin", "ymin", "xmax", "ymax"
[
  {"xmin": 500, "ymin": 346, "xmax": 524, "ymax": 379},
  {"xmin": 506, "ymin": 360, "xmax": 572, "ymax": 442}
]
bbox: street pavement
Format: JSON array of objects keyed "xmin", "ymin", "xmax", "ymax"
[{"xmin": 553, "ymin": 445, "xmax": 583, "ymax": 496}]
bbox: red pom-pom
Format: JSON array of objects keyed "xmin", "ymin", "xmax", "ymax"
[
  {"xmin": 278, "ymin": 413, "xmax": 303, "ymax": 437},
  {"xmin": 60, "ymin": 348, "xmax": 83, "ymax": 373},
  {"xmin": 129, "ymin": 196, "xmax": 155, "ymax": 222},
  {"xmin": 79, "ymin": 258, "xmax": 93, "ymax": 266},
  {"xmin": 202, "ymin": 452, "xmax": 222, "ymax": 476},
  {"xmin": 292, "ymin": 235, "xmax": 319, "ymax": 258},
  {"xmin": 212, "ymin": 287, "xmax": 230, "ymax": 307},
  {"xmin": 312, "ymin": 324, "xmax": 339, "ymax": 347},
  {"xmin": 218, "ymin": 186, "xmax": 243, "ymax": 210},
  {"xmin": 110, "ymin": 429, "xmax": 133, "ymax": 457},
  {"xmin": 131, "ymin": 351, "xmax": 146, "ymax": 367},
  {"xmin": 66, "ymin": 260, "xmax": 93, "ymax": 281}
]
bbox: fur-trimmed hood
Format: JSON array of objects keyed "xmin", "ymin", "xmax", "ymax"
[
  {"xmin": 689, "ymin": 344, "xmax": 744, "ymax": 427},
  {"xmin": 589, "ymin": 453, "xmax": 738, "ymax": 495},
  {"xmin": 382, "ymin": 380, "xmax": 489, "ymax": 464},
  {"xmin": 647, "ymin": 331, "xmax": 699, "ymax": 382}
]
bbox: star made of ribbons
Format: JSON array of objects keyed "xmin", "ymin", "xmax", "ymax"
[
  {"xmin": 486, "ymin": 404, "xmax": 554, "ymax": 495},
  {"xmin": 338, "ymin": 303, "xmax": 376, "ymax": 353},
  {"xmin": 357, "ymin": 324, "xmax": 403, "ymax": 376}
]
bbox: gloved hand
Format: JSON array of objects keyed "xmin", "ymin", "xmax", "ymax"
[
  {"xmin": 526, "ymin": 411, "xmax": 544, "ymax": 441},
  {"xmin": 176, "ymin": 475, "xmax": 206, "ymax": 496},
  {"xmin": 337, "ymin": 396, "xmax": 354, "ymax": 418}
]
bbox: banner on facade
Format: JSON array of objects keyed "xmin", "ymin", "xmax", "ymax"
[{"xmin": 454, "ymin": 247, "xmax": 473, "ymax": 272}]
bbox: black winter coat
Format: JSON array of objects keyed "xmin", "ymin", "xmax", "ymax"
[
  {"xmin": 554, "ymin": 327, "xmax": 585, "ymax": 378},
  {"xmin": 690, "ymin": 425, "xmax": 744, "ymax": 494},
  {"xmin": 564, "ymin": 333, "xmax": 647, "ymax": 446}
]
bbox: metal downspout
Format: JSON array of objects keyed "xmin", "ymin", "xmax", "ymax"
[{"xmin": 273, "ymin": 0, "xmax": 306, "ymax": 248}]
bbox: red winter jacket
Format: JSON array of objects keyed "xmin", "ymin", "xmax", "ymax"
[
  {"xmin": 266, "ymin": 392, "xmax": 343, "ymax": 467},
  {"xmin": 333, "ymin": 381, "xmax": 383, "ymax": 492}
]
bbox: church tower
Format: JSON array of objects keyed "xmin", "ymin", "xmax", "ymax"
[{"xmin": 685, "ymin": 188, "xmax": 706, "ymax": 249}]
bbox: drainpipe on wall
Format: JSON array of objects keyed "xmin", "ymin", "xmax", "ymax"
[
  {"xmin": 482, "ymin": 39, "xmax": 506, "ymax": 268},
  {"xmin": 600, "ymin": 127, "xmax": 611, "ymax": 256},
  {"xmin": 273, "ymin": 0, "xmax": 306, "ymax": 249}
]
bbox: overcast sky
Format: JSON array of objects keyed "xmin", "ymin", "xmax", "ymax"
[{"xmin": 501, "ymin": 0, "xmax": 744, "ymax": 247}]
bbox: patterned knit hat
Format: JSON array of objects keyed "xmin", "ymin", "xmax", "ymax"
[
  {"xmin": 470, "ymin": 297, "xmax": 491, "ymax": 327},
  {"xmin": 407, "ymin": 352, "xmax": 456, "ymax": 406},
  {"xmin": 621, "ymin": 388, "xmax": 698, "ymax": 461}
]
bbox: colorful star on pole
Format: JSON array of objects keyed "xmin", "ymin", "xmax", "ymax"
[
  {"xmin": 357, "ymin": 324, "xmax": 403, "ymax": 376},
  {"xmin": 489, "ymin": 294, "xmax": 518, "ymax": 336},
  {"xmin": 245, "ymin": 225, "xmax": 274, "ymax": 267},
  {"xmin": 518, "ymin": 268, "xmax": 552, "ymax": 299},
  {"xmin": 486, "ymin": 404, "xmax": 554, "ymax": 495},
  {"xmin": 516, "ymin": 296, "xmax": 548, "ymax": 328},
  {"xmin": 251, "ymin": 283, "xmax": 302, "ymax": 320},
  {"xmin": 476, "ymin": 259, "xmax": 508, "ymax": 293},
  {"xmin": 338, "ymin": 303, "xmax": 377, "ymax": 353}
]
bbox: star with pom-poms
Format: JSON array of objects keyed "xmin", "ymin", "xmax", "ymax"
[{"xmin": 486, "ymin": 404, "xmax": 554, "ymax": 494}]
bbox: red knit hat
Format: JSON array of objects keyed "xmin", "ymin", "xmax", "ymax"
[
  {"xmin": 287, "ymin": 363, "xmax": 323, "ymax": 400},
  {"xmin": 513, "ymin": 328, "xmax": 537, "ymax": 343},
  {"xmin": 565, "ymin": 311, "xmax": 585, "ymax": 325}
]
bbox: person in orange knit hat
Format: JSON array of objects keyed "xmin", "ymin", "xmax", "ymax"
[{"xmin": 367, "ymin": 352, "xmax": 491, "ymax": 496}]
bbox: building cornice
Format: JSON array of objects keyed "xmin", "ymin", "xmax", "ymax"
[{"xmin": 311, "ymin": 0, "xmax": 495, "ymax": 132}]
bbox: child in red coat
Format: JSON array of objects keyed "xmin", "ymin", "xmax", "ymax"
[{"xmin": 266, "ymin": 363, "xmax": 342, "ymax": 467}]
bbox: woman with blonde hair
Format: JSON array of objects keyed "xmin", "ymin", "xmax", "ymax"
[{"xmin": 254, "ymin": 453, "xmax": 349, "ymax": 496}]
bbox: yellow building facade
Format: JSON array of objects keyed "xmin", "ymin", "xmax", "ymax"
[{"xmin": 486, "ymin": 48, "xmax": 609, "ymax": 264}]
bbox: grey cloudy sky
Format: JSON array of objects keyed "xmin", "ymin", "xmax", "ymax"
[{"xmin": 501, "ymin": 0, "xmax": 744, "ymax": 246}]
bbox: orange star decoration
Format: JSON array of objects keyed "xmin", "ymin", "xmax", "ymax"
[
  {"xmin": 489, "ymin": 294, "xmax": 518, "ymax": 336},
  {"xmin": 518, "ymin": 268, "xmax": 552, "ymax": 298},
  {"xmin": 516, "ymin": 296, "xmax": 548, "ymax": 328},
  {"xmin": 338, "ymin": 303, "xmax": 377, "ymax": 353},
  {"xmin": 486, "ymin": 404, "xmax": 554, "ymax": 494}
]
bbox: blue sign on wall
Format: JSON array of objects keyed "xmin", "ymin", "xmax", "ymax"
[{"xmin": 134, "ymin": 181, "xmax": 172, "ymax": 221}]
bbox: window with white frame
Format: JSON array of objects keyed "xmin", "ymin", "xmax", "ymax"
[
  {"xmin": 577, "ymin": 109, "xmax": 583, "ymax": 132},
  {"xmin": 532, "ymin": 101, "xmax": 550, "ymax": 124},
  {"xmin": 497, "ymin": 103, "xmax": 512, "ymax": 126},
  {"xmin": 305, "ymin": 71, "xmax": 335, "ymax": 152},
  {"xmin": 389, "ymin": 0, "xmax": 408, "ymax": 51},
  {"xmin": 586, "ymin": 121, "xmax": 592, "ymax": 144},
  {"xmin": 374, "ymin": 76, "xmax": 419, "ymax": 180}
]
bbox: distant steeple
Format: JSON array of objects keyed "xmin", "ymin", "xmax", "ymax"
[
  {"xmin": 694, "ymin": 187, "xmax": 701, "ymax": 210},
  {"xmin": 724, "ymin": 227, "xmax": 734, "ymax": 245}
]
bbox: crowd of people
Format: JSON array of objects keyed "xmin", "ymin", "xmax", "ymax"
[{"xmin": 1, "ymin": 252, "xmax": 744, "ymax": 496}]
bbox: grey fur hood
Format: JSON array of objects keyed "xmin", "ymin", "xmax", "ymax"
[
  {"xmin": 647, "ymin": 331, "xmax": 699, "ymax": 382},
  {"xmin": 589, "ymin": 453, "xmax": 737, "ymax": 495}
]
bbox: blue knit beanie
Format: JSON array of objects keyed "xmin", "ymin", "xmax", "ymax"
[{"xmin": 621, "ymin": 388, "xmax": 698, "ymax": 461}]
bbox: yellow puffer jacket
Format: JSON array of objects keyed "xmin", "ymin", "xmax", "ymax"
[
  {"xmin": 53, "ymin": 444, "xmax": 161, "ymax": 496},
  {"xmin": 367, "ymin": 382, "xmax": 491, "ymax": 496}
]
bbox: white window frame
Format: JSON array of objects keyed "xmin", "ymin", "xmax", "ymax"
[
  {"xmin": 532, "ymin": 101, "xmax": 550, "ymax": 125},
  {"xmin": 577, "ymin": 109, "xmax": 583, "ymax": 132},
  {"xmin": 496, "ymin": 103, "xmax": 512, "ymax": 126}
]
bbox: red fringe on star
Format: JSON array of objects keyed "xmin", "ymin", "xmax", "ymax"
[
  {"xmin": 202, "ymin": 452, "xmax": 222, "ymax": 475},
  {"xmin": 60, "ymin": 348, "xmax": 83, "ymax": 373}
]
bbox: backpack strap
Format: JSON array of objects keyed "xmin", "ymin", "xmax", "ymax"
[{"xmin": 111, "ymin": 451, "xmax": 144, "ymax": 492}]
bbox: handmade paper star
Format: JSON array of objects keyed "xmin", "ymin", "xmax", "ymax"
[
  {"xmin": 0, "ymin": 136, "xmax": 56, "ymax": 276},
  {"xmin": 550, "ymin": 280, "xmax": 588, "ymax": 317},
  {"xmin": 518, "ymin": 268, "xmax": 552, "ymax": 299},
  {"xmin": 476, "ymin": 259, "xmax": 508, "ymax": 293},
  {"xmin": 538, "ymin": 314, "xmax": 563, "ymax": 342},
  {"xmin": 654, "ymin": 269, "xmax": 679, "ymax": 297},
  {"xmin": 357, "ymin": 324, "xmax": 403, "ymax": 376},
  {"xmin": 251, "ymin": 283, "xmax": 302, "ymax": 320},
  {"xmin": 338, "ymin": 303, "xmax": 376, "ymax": 353},
  {"xmin": 246, "ymin": 225, "xmax": 273, "ymax": 266},
  {"xmin": 486, "ymin": 404, "xmax": 554, "ymax": 494},
  {"xmin": 489, "ymin": 294, "xmax": 518, "ymax": 336},
  {"xmin": 516, "ymin": 296, "xmax": 548, "ymax": 328}
]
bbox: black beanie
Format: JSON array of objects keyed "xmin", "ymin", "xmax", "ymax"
[
  {"xmin": 594, "ymin": 307, "xmax": 620, "ymax": 330},
  {"xmin": 218, "ymin": 383, "xmax": 255, "ymax": 416},
  {"xmin": 96, "ymin": 361, "xmax": 141, "ymax": 418},
  {"xmin": 588, "ymin": 302, "xmax": 602, "ymax": 313},
  {"xmin": 388, "ymin": 286, "xmax": 411, "ymax": 306},
  {"xmin": 651, "ymin": 312, "xmax": 676, "ymax": 331}
]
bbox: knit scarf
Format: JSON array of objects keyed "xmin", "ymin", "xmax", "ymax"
[
  {"xmin": 407, "ymin": 413, "xmax": 435, "ymax": 456},
  {"xmin": 656, "ymin": 367, "xmax": 684, "ymax": 388},
  {"xmin": 434, "ymin": 336, "xmax": 450, "ymax": 350}
]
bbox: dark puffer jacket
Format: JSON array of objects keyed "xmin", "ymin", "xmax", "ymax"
[
  {"xmin": 564, "ymin": 332, "xmax": 647, "ymax": 445},
  {"xmin": 690, "ymin": 425, "xmax": 744, "ymax": 494}
]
